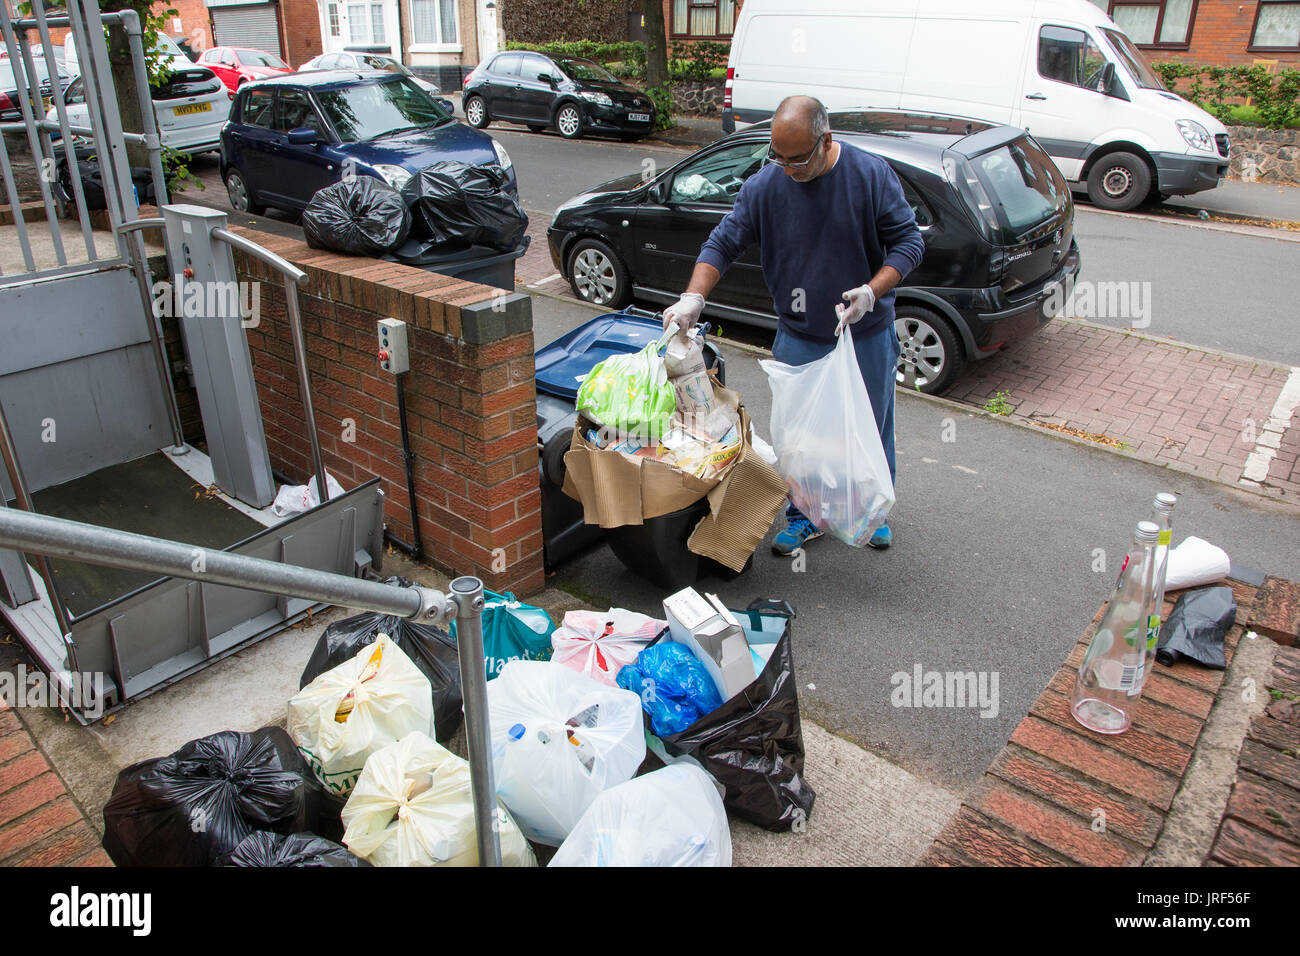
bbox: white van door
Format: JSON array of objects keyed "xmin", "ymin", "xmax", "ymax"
[
  {"xmin": 1015, "ymin": 22, "xmax": 1123, "ymax": 182},
  {"xmin": 900, "ymin": 12, "xmax": 1030, "ymax": 124}
]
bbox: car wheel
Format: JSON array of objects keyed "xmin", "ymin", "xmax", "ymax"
[
  {"xmin": 527, "ymin": 124, "xmax": 546, "ymax": 133},
  {"xmin": 895, "ymin": 305, "xmax": 965, "ymax": 395},
  {"xmin": 567, "ymin": 237, "xmax": 630, "ymax": 308},
  {"xmin": 464, "ymin": 95, "xmax": 489, "ymax": 129},
  {"xmin": 224, "ymin": 167, "xmax": 265, "ymax": 216},
  {"xmin": 1085, "ymin": 151, "xmax": 1152, "ymax": 212},
  {"xmin": 556, "ymin": 103, "xmax": 583, "ymax": 140}
]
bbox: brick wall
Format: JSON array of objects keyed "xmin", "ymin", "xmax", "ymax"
[
  {"xmin": 280, "ymin": 0, "xmax": 325, "ymax": 69},
  {"xmin": 1149, "ymin": 1, "xmax": 1300, "ymax": 68},
  {"xmin": 229, "ymin": 231, "xmax": 545, "ymax": 597},
  {"xmin": 158, "ymin": 0, "xmax": 214, "ymax": 53}
]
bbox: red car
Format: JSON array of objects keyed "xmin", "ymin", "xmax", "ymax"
[{"xmin": 197, "ymin": 46, "xmax": 292, "ymax": 91}]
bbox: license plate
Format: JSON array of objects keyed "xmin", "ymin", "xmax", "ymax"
[
  {"xmin": 628, "ymin": 112, "xmax": 650, "ymax": 122},
  {"xmin": 173, "ymin": 102, "xmax": 212, "ymax": 116}
]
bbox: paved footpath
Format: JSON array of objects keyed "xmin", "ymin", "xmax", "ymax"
[{"xmin": 517, "ymin": 218, "xmax": 1300, "ymax": 502}]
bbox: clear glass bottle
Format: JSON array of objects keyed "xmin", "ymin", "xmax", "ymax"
[
  {"xmin": 1143, "ymin": 492, "xmax": 1178, "ymax": 682},
  {"xmin": 1071, "ymin": 521, "xmax": 1160, "ymax": 735}
]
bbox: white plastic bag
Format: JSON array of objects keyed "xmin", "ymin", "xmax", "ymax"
[
  {"xmin": 1165, "ymin": 535, "xmax": 1231, "ymax": 591},
  {"xmin": 551, "ymin": 608, "xmax": 666, "ymax": 685},
  {"xmin": 288, "ymin": 634, "xmax": 433, "ymax": 796},
  {"xmin": 341, "ymin": 732, "xmax": 535, "ymax": 867},
  {"xmin": 272, "ymin": 472, "xmax": 344, "ymax": 516},
  {"xmin": 759, "ymin": 326, "xmax": 894, "ymax": 546},
  {"xmin": 549, "ymin": 763, "xmax": 732, "ymax": 867},
  {"xmin": 486, "ymin": 660, "xmax": 646, "ymax": 845}
]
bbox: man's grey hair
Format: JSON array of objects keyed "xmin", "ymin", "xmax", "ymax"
[{"xmin": 774, "ymin": 95, "xmax": 830, "ymax": 140}]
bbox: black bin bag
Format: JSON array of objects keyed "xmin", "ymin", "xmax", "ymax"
[
  {"xmin": 223, "ymin": 831, "xmax": 370, "ymax": 867},
  {"xmin": 299, "ymin": 576, "xmax": 463, "ymax": 744},
  {"xmin": 1156, "ymin": 586, "xmax": 1237, "ymax": 669},
  {"xmin": 302, "ymin": 176, "xmax": 411, "ymax": 256},
  {"xmin": 657, "ymin": 599, "xmax": 816, "ymax": 831},
  {"xmin": 400, "ymin": 161, "xmax": 526, "ymax": 252},
  {"xmin": 102, "ymin": 727, "xmax": 321, "ymax": 867}
]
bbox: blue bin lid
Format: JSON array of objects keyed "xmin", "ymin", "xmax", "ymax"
[{"xmin": 534, "ymin": 311, "xmax": 665, "ymax": 400}]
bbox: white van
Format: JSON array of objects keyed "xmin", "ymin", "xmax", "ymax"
[{"xmin": 723, "ymin": 0, "xmax": 1230, "ymax": 211}]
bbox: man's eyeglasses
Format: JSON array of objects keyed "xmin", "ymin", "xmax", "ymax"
[{"xmin": 764, "ymin": 142, "xmax": 821, "ymax": 169}]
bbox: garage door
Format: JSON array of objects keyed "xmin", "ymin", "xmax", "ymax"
[{"xmin": 211, "ymin": 4, "xmax": 283, "ymax": 58}]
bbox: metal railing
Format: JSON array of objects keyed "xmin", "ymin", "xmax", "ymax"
[{"xmin": 0, "ymin": 505, "xmax": 504, "ymax": 866}]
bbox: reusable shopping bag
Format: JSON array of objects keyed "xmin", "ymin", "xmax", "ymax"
[
  {"xmin": 450, "ymin": 589, "xmax": 556, "ymax": 680},
  {"xmin": 576, "ymin": 328, "xmax": 678, "ymax": 437}
]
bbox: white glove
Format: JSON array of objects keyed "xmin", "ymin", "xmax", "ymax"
[
  {"xmin": 835, "ymin": 284, "xmax": 877, "ymax": 335},
  {"xmin": 663, "ymin": 292, "xmax": 704, "ymax": 341}
]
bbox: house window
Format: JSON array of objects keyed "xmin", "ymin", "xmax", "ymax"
[
  {"xmin": 1251, "ymin": 2, "xmax": 1300, "ymax": 49},
  {"xmin": 1091, "ymin": 1, "xmax": 1197, "ymax": 47},
  {"xmin": 412, "ymin": 0, "xmax": 458, "ymax": 44},
  {"xmin": 671, "ymin": 0, "xmax": 736, "ymax": 38},
  {"xmin": 327, "ymin": 2, "xmax": 340, "ymax": 38},
  {"xmin": 346, "ymin": 2, "xmax": 386, "ymax": 44}
]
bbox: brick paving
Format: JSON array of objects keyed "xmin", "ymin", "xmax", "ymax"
[
  {"xmin": 0, "ymin": 700, "xmax": 112, "ymax": 867},
  {"xmin": 917, "ymin": 577, "xmax": 1263, "ymax": 866},
  {"xmin": 1205, "ymin": 645, "xmax": 1300, "ymax": 866}
]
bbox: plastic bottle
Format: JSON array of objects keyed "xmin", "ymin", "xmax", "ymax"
[{"xmin": 1071, "ymin": 521, "xmax": 1160, "ymax": 735}]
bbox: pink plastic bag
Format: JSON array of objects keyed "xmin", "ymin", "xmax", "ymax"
[{"xmin": 551, "ymin": 609, "xmax": 666, "ymax": 685}]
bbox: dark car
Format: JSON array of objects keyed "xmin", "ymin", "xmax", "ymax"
[
  {"xmin": 547, "ymin": 110, "xmax": 1082, "ymax": 394},
  {"xmin": 462, "ymin": 52, "xmax": 655, "ymax": 142},
  {"xmin": 220, "ymin": 70, "xmax": 516, "ymax": 217}
]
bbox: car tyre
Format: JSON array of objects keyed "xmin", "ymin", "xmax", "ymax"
[
  {"xmin": 555, "ymin": 103, "xmax": 584, "ymax": 140},
  {"xmin": 464, "ymin": 94, "xmax": 490, "ymax": 129},
  {"xmin": 224, "ymin": 167, "xmax": 265, "ymax": 216},
  {"xmin": 1085, "ymin": 151, "xmax": 1151, "ymax": 212},
  {"xmin": 895, "ymin": 305, "xmax": 964, "ymax": 395},
  {"xmin": 567, "ymin": 237, "xmax": 630, "ymax": 308}
]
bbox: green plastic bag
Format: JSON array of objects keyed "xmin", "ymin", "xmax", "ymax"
[
  {"xmin": 576, "ymin": 330, "xmax": 677, "ymax": 438},
  {"xmin": 450, "ymin": 590, "xmax": 555, "ymax": 680}
]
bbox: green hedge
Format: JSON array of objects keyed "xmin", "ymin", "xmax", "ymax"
[{"xmin": 1153, "ymin": 62, "xmax": 1300, "ymax": 130}]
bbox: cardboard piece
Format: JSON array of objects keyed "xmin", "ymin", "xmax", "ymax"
[
  {"xmin": 663, "ymin": 587, "xmax": 756, "ymax": 701},
  {"xmin": 561, "ymin": 380, "xmax": 789, "ymax": 572}
]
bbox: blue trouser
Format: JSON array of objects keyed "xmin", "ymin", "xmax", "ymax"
[{"xmin": 771, "ymin": 319, "xmax": 900, "ymax": 523}]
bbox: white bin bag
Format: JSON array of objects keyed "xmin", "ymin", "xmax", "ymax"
[
  {"xmin": 341, "ymin": 732, "xmax": 535, "ymax": 867},
  {"xmin": 487, "ymin": 660, "xmax": 646, "ymax": 845},
  {"xmin": 288, "ymin": 634, "xmax": 433, "ymax": 797},
  {"xmin": 550, "ymin": 608, "xmax": 665, "ymax": 685},
  {"xmin": 549, "ymin": 763, "xmax": 732, "ymax": 867},
  {"xmin": 760, "ymin": 325, "xmax": 894, "ymax": 546}
]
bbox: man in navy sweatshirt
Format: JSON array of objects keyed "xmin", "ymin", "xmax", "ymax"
[{"xmin": 663, "ymin": 95, "xmax": 925, "ymax": 554}]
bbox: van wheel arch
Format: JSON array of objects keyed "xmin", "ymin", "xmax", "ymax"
[{"xmin": 1081, "ymin": 144, "xmax": 1157, "ymax": 210}]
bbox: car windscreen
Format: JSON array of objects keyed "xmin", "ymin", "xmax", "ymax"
[
  {"xmin": 1101, "ymin": 28, "xmax": 1165, "ymax": 90},
  {"xmin": 0, "ymin": 59, "xmax": 62, "ymax": 91},
  {"xmin": 558, "ymin": 59, "xmax": 616, "ymax": 83},
  {"xmin": 968, "ymin": 137, "xmax": 1068, "ymax": 241},
  {"xmin": 359, "ymin": 55, "xmax": 408, "ymax": 75},
  {"xmin": 152, "ymin": 33, "xmax": 187, "ymax": 59},
  {"xmin": 238, "ymin": 50, "xmax": 288, "ymax": 69},
  {"xmin": 313, "ymin": 77, "xmax": 452, "ymax": 142}
]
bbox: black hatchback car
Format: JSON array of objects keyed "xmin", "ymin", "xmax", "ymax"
[
  {"xmin": 462, "ymin": 52, "xmax": 655, "ymax": 142},
  {"xmin": 547, "ymin": 111, "xmax": 1082, "ymax": 394}
]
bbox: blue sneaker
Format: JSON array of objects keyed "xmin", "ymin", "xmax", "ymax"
[
  {"xmin": 772, "ymin": 514, "xmax": 823, "ymax": 555},
  {"xmin": 868, "ymin": 523, "xmax": 893, "ymax": 550}
]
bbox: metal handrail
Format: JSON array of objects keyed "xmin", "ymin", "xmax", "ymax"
[
  {"xmin": 211, "ymin": 227, "xmax": 329, "ymax": 507},
  {"xmin": 0, "ymin": 506, "xmax": 504, "ymax": 866}
]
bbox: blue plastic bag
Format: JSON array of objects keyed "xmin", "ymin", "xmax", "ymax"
[
  {"xmin": 450, "ymin": 590, "xmax": 555, "ymax": 680},
  {"xmin": 617, "ymin": 642, "xmax": 723, "ymax": 737}
]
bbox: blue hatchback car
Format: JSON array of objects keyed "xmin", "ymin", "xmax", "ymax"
[{"xmin": 220, "ymin": 70, "xmax": 516, "ymax": 216}]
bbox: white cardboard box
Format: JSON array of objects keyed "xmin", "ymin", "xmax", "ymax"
[{"xmin": 662, "ymin": 587, "xmax": 756, "ymax": 701}]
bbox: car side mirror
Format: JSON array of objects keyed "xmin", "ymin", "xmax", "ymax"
[
  {"xmin": 538, "ymin": 73, "xmax": 557, "ymax": 87},
  {"xmin": 286, "ymin": 127, "xmax": 317, "ymax": 145},
  {"xmin": 649, "ymin": 179, "xmax": 669, "ymax": 204},
  {"xmin": 438, "ymin": 98, "xmax": 455, "ymax": 114}
]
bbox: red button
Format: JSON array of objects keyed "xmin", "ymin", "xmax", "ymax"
[{"xmin": 378, "ymin": 349, "xmax": 389, "ymax": 361}]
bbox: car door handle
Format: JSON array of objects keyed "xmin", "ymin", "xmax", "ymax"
[{"xmin": 1025, "ymin": 92, "xmax": 1047, "ymax": 100}]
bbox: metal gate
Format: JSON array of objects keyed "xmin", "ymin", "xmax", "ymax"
[{"xmin": 0, "ymin": 0, "xmax": 383, "ymax": 718}]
